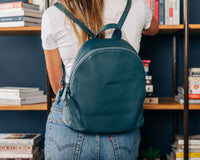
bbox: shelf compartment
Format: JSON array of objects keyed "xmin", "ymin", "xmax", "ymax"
[
  {"xmin": 143, "ymin": 97, "xmax": 200, "ymax": 110},
  {"xmin": 0, "ymin": 102, "xmax": 47, "ymax": 111},
  {"xmin": 0, "ymin": 26, "xmax": 41, "ymax": 35},
  {"xmin": 158, "ymin": 25, "xmax": 184, "ymax": 34}
]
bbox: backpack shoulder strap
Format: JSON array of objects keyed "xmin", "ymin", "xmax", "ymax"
[
  {"xmin": 54, "ymin": 2, "xmax": 96, "ymax": 39},
  {"xmin": 118, "ymin": 0, "xmax": 132, "ymax": 29}
]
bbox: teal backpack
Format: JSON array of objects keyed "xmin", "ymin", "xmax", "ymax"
[{"xmin": 54, "ymin": 0, "xmax": 145, "ymax": 134}]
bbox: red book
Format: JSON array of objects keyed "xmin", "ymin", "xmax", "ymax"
[
  {"xmin": 155, "ymin": 0, "xmax": 159, "ymax": 22},
  {"xmin": 0, "ymin": 1, "xmax": 39, "ymax": 11},
  {"xmin": 189, "ymin": 94, "xmax": 200, "ymax": 99},
  {"xmin": 0, "ymin": 1, "xmax": 25, "ymax": 9}
]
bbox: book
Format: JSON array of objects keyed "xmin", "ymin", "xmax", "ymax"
[
  {"xmin": 0, "ymin": 16, "xmax": 41, "ymax": 23},
  {"xmin": 0, "ymin": 145, "xmax": 38, "ymax": 154},
  {"xmin": 159, "ymin": 0, "xmax": 165, "ymax": 25},
  {"xmin": 1, "ymin": 150, "xmax": 44, "ymax": 160},
  {"xmin": 0, "ymin": 1, "xmax": 39, "ymax": 11},
  {"xmin": 155, "ymin": 0, "xmax": 159, "ymax": 22},
  {"xmin": 175, "ymin": 96, "xmax": 200, "ymax": 104},
  {"xmin": 0, "ymin": 21, "xmax": 41, "ymax": 27},
  {"xmin": 151, "ymin": 0, "xmax": 155, "ymax": 17},
  {"xmin": 0, "ymin": 0, "xmax": 31, "ymax": 3},
  {"xmin": 176, "ymin": 152, "xmax": 200, "ymax": 158},
  {"xmin": 165, "ymin": 0, "xmax": 169, "ymax": 24},
  {"xmin": 173, "ymin": 0, "xmax": 180, "ymax": 25},
  {"xmin": 0, "ymin": 90, "xmax": 44, "ymax": 99},
  {"xmin": 175, "ymin": 135, "xmax": 200, "ymax": 145},
  {"xmin": 145, "ymin": 0, "xmax": 151, "ymax": 8},
  {"xmin": 0, "ymin": 146, "xmax": 39, "ymax": 158},
  {"xmin": 189, "ymin": 68, "xmax": 200, "ymax": 77},
  {"xmin": 0, "ymin": 134, "xmax": 41, "ymax": 146},
  {"xmin": 0, "ymin": 8, "xmax": 43, "ymax": 18},
  {"xmin": 0, "ymin": 95, "xmax": 46, "ymax": 105},
  {"xmin": 0, "ymin": 87, "xmax": 39, "ymax": 93}
]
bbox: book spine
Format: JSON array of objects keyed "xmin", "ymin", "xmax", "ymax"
[
  {"xmin": 159, "ymin": 0, "xmax": 165, "ymax": 25},
  {"xmin": 0, "ymin": 145, "xmax": 34, "ymax": 154},
  {"xmin": 155, "ymin": 0, "xmax": 159, "ymax": 22},
  {"xmin": 0, "ymin": 0, "xmax": 29, "ymax": 3},
  {"xmin": 189, "ymin": 94, "xmax": 200, "ymax": 99},
  {"xmin": 165, "ymin": 0, "xmax": 169, "ymax": 24},
  {"xmin": 178, "ymin": 139, "xmax": 200, "ymax": 145},
  {"xmin": 173, "ymin": 0, "xmax": 180, "ymax": 24},
  {"xmin": 151, "ymin": 0, "xmax": 155, "ymax": 17},
  {"xmin": 0, "ymin": 16, "xmax": 23, "ymax": 22},
  {"xmin": 176, "ymin": 152, "xmax": 200, "ymax": 158},
  {"xmin": 145, "ymin": 0, "xmax": 151, "ymax": 8},
  {"xmin": 0, "ymin": 1, "xmax": 23, "ymax": 9},
  {"xmin": 169, "ymin": 0, "xmax": 173, "ymax": 25}
]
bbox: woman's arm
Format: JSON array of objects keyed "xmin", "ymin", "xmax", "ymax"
[
  {"xmin": 44, "ymin": 48, "xmax": 63, "ymax": 95},
  {"xmin": 142, "ymin": 16, "xmax": 159, "ymax": 36}
]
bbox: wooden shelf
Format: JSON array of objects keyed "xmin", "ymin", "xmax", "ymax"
[
  {"xmin": 0, "ymin": 97, "xmax": 199, "ymax": 111},
  {"xmin": 143, "ymin": 97, "xmax": 200, "ymax": 110},
  {"xmin": 0, "ymin": 26, "xmax": 41, "ymax": 35},
  {"xmin": 189, "ymin": 24, "xmax": 200, "ymax": 33},
  {"xmin": 0, "ymin": 25, "xmax": 185, "ymax": 35},
  {"xmin": 0, "ymin": 102, "xmax": 47, "ymax": 111},
  {"xmin": 158, "ymin": 25, "xmax": 184, "ymax": 34}
]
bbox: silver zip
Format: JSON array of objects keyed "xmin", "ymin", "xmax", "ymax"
[{"xmin": 68, "ymin": 47, "xmax": 143, "ymax": 85}]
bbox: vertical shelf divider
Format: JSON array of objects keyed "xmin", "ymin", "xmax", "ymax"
[{"xmin": 183, "ymin": 0, "xmax": 189, "ymax": 159}]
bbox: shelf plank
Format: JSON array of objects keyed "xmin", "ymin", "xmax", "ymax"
[
  {"xmin": 143, "ymin": 97, "xmax": 200, "ymax": 110},
  {"xmin": 0, "ymin": 97, "xmax": 200, "ymax": 111},
  {"xmin": 189, "ymin": 24, "xmax": 200, "ymax": 33},
  {"xmin": 158, "ymin": 25, "xmax": 184, "ymax": 34},
  {"xmin": 0, "ymin": 102, "xmax": 47, "ymax": 111},
  {"xmin": 0, "ymin": 26, "xmax": 41, "ymax": 35},
  {"xmin": 0, "ymin": 25, "xmax": 185, "ymax": 35}
]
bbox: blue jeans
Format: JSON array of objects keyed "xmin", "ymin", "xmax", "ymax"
[{"xmin": 45, "ymin": 89, "xmax": 141, "ymax": 160}]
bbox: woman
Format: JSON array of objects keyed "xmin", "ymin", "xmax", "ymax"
[{"xmin": 41, "ymin": 0, "xmax": 158, "ymax": 159}]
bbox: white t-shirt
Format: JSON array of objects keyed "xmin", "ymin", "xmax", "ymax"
[{"xmin": 41, "ymin": 0, "xmax": 152, "ymax": 82}]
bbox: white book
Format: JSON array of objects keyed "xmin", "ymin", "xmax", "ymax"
[
  {"xmin": 0, "ymin": 87, "xmax": 39, "ymax": 93},
  {"xmin": 165, "ymin": 0, "xmax": 170, "ymax": 24},
  {"xmin": 0, "ymin": 21, "xmax": 40, "ymax": 27},
  {"xmin": 173, "ymin": 0, "xmax": 180, "ymax": 24},
  {"xmin": 0, "ymin": 134, "xmax": 41, "ymax": 145},
  {"xmin": 0, "ymin": 90, "xmax": 44, "ymax": 99},
  {"xmin": 0, "ymin": 8, "xmax": 43, "ymax": 18},
  {"xmin": 0, "ymin": 95, "xmax": 46, "ymax": 105}
]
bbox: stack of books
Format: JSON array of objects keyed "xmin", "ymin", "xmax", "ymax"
[
  {"xmin": 145, "ymin": 0, "xmax": 180, "ymax": 25},
  {"xmin": 175, "ymin": 68, "xmax": 200, "ymax": 104},
  {"xmin": 0, "ymin": 133, "xmax": 43, "ymax": 160},
  {"xmin": 0, "ymin": 1, "xmax": 43, "ymax": 27},
  {"xmin": 142, "ymin": 60, "xmax": 159, "ymax": 104},
  {"xmin": 167, "ymin": 134, "xmax": 200, "ymax": 160},
  {"xmin": 0, "ymin": 87, "xmax": 46, "ymax": 105}
]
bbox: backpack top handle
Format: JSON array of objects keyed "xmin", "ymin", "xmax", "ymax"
[{"xmin": 54, "ymin": 0, "xmax": 132, "ymax": 39}]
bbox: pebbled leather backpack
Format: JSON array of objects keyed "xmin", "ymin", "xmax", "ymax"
[{"xmin": 54, "ymin": 0, "xmax": 145, "ymax": 134}]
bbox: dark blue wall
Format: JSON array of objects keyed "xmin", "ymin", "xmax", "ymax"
[{"xmin": 0, "ymin": 0, "xmax": 200, "ymax": 159}]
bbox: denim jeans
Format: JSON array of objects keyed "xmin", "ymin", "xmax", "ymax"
[{"xmin": 45, "ymin": 89, "xmax": 141, "ymax": 160}]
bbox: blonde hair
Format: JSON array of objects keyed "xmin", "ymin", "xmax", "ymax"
[{"xmin": 58, "ymin": 0, "xmax": 105, "ymax": 45}]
